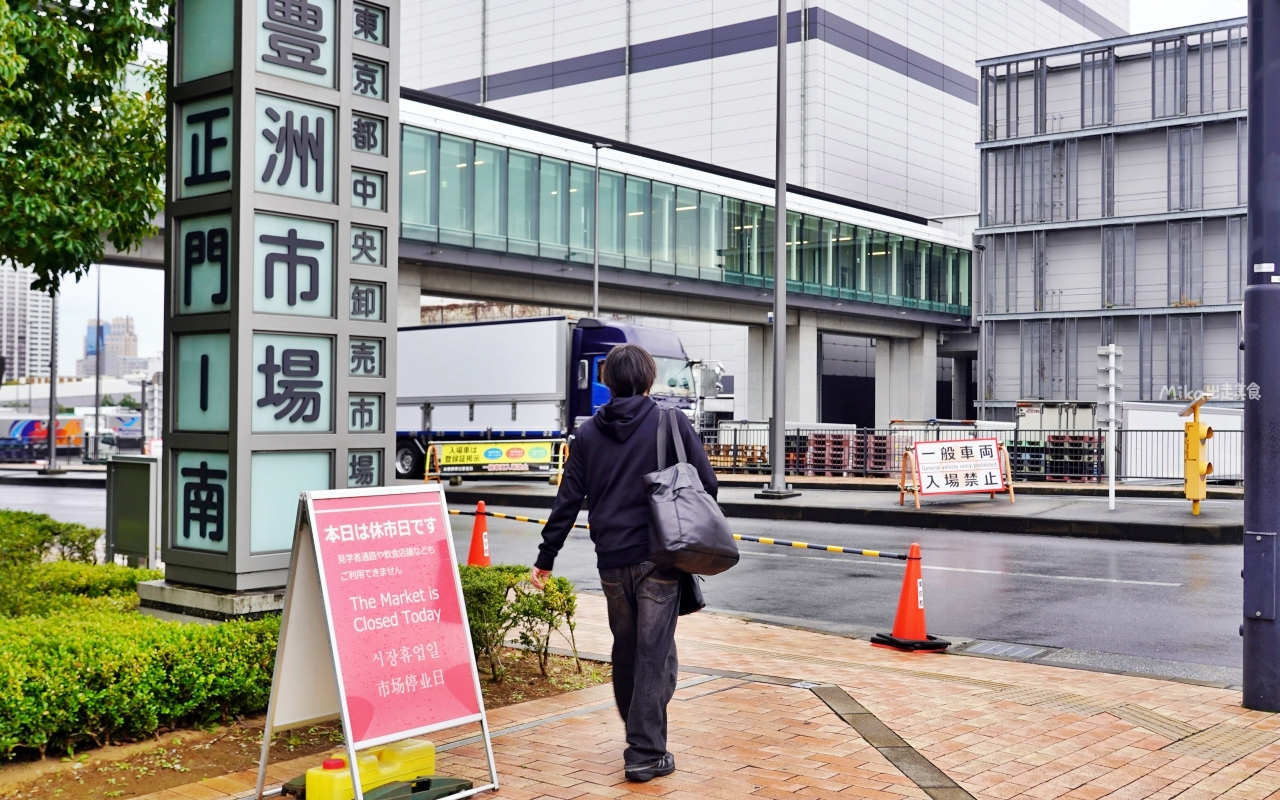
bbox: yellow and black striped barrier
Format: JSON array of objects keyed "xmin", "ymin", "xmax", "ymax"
[
  {"xmin": 449, "ymin": 506, "xmax": 903, "ymax": 560},
  {"xmin": 732, "ymin": 534, "xmax": 908, "ymax": 561},
  {"xmin": 449, "ymin": 508, "xmax": 591, "ymax": 531}
]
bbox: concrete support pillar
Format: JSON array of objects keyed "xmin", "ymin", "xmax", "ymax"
[
  {"xmin": 951, "ymin": 357, "xmax": 971, "ymax": 420},
  {"xmin": 398, "ymin": 265, "xmax": 422, "ymax": 327},
  {"xmin": 745, "ymin": 315, "xmax": 820, "ymax": 423},
  {"xmin": 874, "ymin": 326, "xmax": 936, "ymax": 426}
]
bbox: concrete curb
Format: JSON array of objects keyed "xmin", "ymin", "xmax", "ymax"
[
  {"xmin": 0, "ymin": 474, "xmax": 106, "ymax": 489},
  {"xmin": 441, "ymin": 487, "xmax": 1243, "ymax": 545}
]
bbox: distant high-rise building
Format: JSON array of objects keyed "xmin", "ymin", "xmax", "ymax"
[
  {"xmin": 77, "ymin": 316, "xmax": 139, "ymax": 378},
  {"xmin": 0, "ymin": 266, "xmax": 53, "ymax": 380}
]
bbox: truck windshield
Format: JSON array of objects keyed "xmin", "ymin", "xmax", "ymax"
[{"xmin": 652, "ymin": 357, "xmax": 694, "ymax": 397}]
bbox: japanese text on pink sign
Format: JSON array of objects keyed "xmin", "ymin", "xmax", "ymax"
[
  {"xmin": 312, "ymin": 492, "xmax": 480, "ymax": 747},
  {"xmin": 914, "ymin": 438, "xmax": 1004, "ymax": 495}
]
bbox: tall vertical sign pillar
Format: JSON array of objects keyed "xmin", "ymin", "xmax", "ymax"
[
  {"xmin": 163, "ymin": 0, "xmax": 399, "ymax": 592},
  {"xmin": 1244, "ymin": 0, "xmax": 1280, "ymax": 711}
]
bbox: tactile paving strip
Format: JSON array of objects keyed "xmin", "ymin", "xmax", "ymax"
[
  {"xmin": 1111, "ymin": 704, "xmax": 1201, "ymax": 742},
  {"xmin": 1162, "ymin": 723, "xmax": 1280, "ymax": 763}
]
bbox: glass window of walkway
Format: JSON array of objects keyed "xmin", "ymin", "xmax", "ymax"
[{"xmin": 402, "ymin": 126, "xmax": 970, "ymax": 316}]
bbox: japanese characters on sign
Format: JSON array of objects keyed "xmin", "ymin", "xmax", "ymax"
[
  {"xmin": 348, "ymin": 394, "xmax": 383, "ymax": 433},
  {"xmin": 178, "ymin": 95, "xmax": 233, "ymax": 198},
  {"xmin": 178, "ymin": 214, "xmax": 233, "ymax": 314},
  {"xmin": 176, "ymin": 333, "xmax": 231, "ymax": 432},
  {"xmin": 350, "ymin": 281, "xmax": 384, "ymax": 321},
  {"xmin": 254, "ymin": 213, "xmax": 333, "ymax": 316},
  {"xmin": 913, "ymin": 438, "xmax": 1004, "ymax": 496},
  {"xmin": 350, "ymin": 226, "xmax": 384, "ymax": 265},
  {"xmin": 435, "ymin": 441, "xmax": 558, "ymax": 474},
  {"xmin": 252, "ymin": 333, "xmax": 333, "ymax": 432},
  {"xmin": 309, "ymin": 489, "xmax": 483, "ymax": 745},
  {"xmin": 175, "ymin": 451, "xmax": 231, "ymax": 553},
  {"xmin": 255, "ymin": 94, "xmax": 335, "ymax": 202},
  {"xmin": 257, "ymin": 0, "xmax": 336, "ymax": 87},
  {"xmin": 347, "ymin": 450, "xmax": 382, "ymax": 487},
  {"xmin": 349, "ymin": 337, "xmax": 383, "ymax": 376},
  {"xmin": 352, "ymin": 58, "xmax": 387, "ymax": 100},
  {"xmin": 352, "ymin": 2, "xmax": 388, "ymax": 46},
  {"xmin": 351, "ymin": 170, "xmax": 385, "ymax": 210},
  {"xmin": 352, "ymin": 114, "xmax": 386, "ymax": 155}
]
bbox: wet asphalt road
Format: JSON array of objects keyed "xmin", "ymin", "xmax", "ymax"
[
  {"xmin": 456, "ymin": 504, "xmax": 1243, "ymax": 670},
  {"xmin": 3, "ymin": 483, "xmax": 1240, "ymax": 671}
]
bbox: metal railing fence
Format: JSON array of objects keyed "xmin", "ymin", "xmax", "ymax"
[{"xmin": 697, "ymin": 422, "xmax": 1243, "ymax": 484}]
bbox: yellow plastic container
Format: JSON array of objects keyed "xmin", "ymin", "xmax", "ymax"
[{"xmin": 305, "ymin": 738, "xmax": 437, "ymax": 800}]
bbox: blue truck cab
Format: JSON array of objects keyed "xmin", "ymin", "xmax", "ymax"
[{"xmin": 570, "ymin": 318, "xmax": 695, "ymax": 427}]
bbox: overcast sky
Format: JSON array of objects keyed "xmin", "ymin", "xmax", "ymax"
[
  {"xmin": 56, "ymin": 265, "xmax": 164, "ymax": 377},
  {"xmin": 1130, "ymin": 0, "xmax": 1246, "ymax": 32}
]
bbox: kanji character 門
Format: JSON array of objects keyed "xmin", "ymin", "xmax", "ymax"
[
  {"xmin": 181, "ymin": 461, "xmax": 227, "ymax": 542},
  {"xmin": 349, "ymin": 453, "xmax": 376, "ymax": 486},
  {"xmin": 261, "ymin": 107, "xmax": 326, "ymax": 192},
  {"xmin": 258, "ymin": 346, "xmax": 323, "ymax": 422},
  {"xmin": 260, "ymin": 228, "xmax": 323, "ymax": 306},
  {"xmin": 350, "ymin": 397, "xmax": 376, "ymax": 429},
  {"xmin": 184, "ymin": 107, "xmax": 230, "ymax": 187},
  {"xmin": 262, "ymin": 0, "xmax": 328, "ymax": 75},
  {"xmin": 352, "ymin": 117, "xmax": 379, "ymax": 152},
  {"xmin": 183, "ymin": 227, "xmax": 229, "ymax": 306},
  {"xmin": 351, "ymin": 342, "xmax": 378, "ymax": 374}
]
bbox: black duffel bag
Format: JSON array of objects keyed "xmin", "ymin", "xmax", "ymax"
[{"xmin": 643, "ymin": 408, "xmax": 739, "ymax": 576}]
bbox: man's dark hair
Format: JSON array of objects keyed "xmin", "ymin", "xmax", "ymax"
[{"xmin": 601, "ymin": 344, "xmax": 657, "ymax": 398}]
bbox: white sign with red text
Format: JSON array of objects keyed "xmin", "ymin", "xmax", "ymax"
[{"xmin": 255, "ymin": 484, "xmax": 497, "ymax": 800}]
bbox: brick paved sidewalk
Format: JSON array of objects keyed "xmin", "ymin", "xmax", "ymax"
[{"xmin": 140, "ymin": 594, "xmax": 1277, "ymax": 800}]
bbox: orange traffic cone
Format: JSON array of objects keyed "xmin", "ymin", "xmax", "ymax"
[
  {"xmin": 466, "ymin": 501, "xmax": 491, "ymax": 567},
  {"xmin": 871, "ymin": 543, "xmax": 949, "ymax": 653}
]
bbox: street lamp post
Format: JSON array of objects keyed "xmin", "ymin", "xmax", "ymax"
[
  {"xmin": 592, "ymin": 143, "xmax": 611, "ymax": 318},
  {"xmin": 1244, "ymin": 0, "xmax": 1280, "ymax": 711},
  {"xmin": 43, "ymin": 290, "xmax": 59, "ymax": 474},
  {"xmin": 93, "ymin": 265, "xmax": 102, "ymax": 461},
  {"xmin": 758, "ymin": 0, "xmax": 798, "ymax": 500}
]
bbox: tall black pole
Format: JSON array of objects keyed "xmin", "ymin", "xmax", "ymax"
[{"xmin": 1244, "ymin": 0, "xmax": 1280, "ymax": 711}]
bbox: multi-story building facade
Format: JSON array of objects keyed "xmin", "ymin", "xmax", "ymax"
[
  {"xmin": 407, "ymin": 1, "xmax": 1127, "ymax": 221},
  {"xmin": 973, "ymin": 17, "xmax": 1247, "ymax": 417},
  {"xmin": 405, "ymin": 0, "xmax": 1131, "ymax": 423},
  {"xmin": 76, "ymin": 316, "xmax": 139, "ymax": 379},
  {"xmin": 0, "ymin": 267, "xmax": 52, "ymax": 380}
]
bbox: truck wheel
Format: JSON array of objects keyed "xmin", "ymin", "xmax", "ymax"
[{"xmin": 395, "ymin": 443, "xmax": 423, "ymax": 479}]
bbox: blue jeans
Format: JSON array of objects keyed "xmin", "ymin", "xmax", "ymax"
[{"xmin": 599, "ymin": 561, "xmax": 681, "ymax": 766}]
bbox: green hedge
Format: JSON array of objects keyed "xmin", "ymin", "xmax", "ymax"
[
  {"xmin": 0, "ymin": 510, "xmax": 101, "ymax": 566},
  {"xmin": 459, "ymin": 564, "xmax": 579, "ymax": 680},
  {"xmin": 0, "ymin": 610, "xmax": 278, "ymax": 757}
]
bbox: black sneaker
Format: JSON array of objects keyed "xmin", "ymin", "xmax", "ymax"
[{"xmin": 624, "ymin": 752, "xmax": 676, "ymax": 782}]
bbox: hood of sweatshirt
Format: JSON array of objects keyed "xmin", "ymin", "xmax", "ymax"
[{"xmin": 594, "ymin": 394, "xmax": 656, "ymax": 443}]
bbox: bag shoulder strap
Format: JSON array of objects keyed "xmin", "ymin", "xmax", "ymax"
[
  {"xmin": 667, "ymin": 407, "xmax": 688, "ymax": 465},
  {"xmin": 656, "ymin": 407, "xmax": 670, "ymax": 470}
]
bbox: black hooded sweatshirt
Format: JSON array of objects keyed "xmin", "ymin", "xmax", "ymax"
[{"xmin": 535, "ymin": 394, "xmax": 718, "ymax": 571}]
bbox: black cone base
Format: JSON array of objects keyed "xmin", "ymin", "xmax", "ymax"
[{"xmin": 870, "ymin": 633, "xmax": 951, "ymax": 652}]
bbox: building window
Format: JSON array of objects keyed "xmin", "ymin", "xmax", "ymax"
[
  {"xmin": 1020, "ymin": 318, "xmax": 1077, "ymax": 400},
  {"xmin": 1081, "ymin": 48, "xmax": 1114, "ymax": 128},
  {"xmin": 984, "ymin": 147, "xmax": 1016, "ymax": 225},
  {"xmin": 1032, "ymin": 230, "xmax": 1048, "ymax": 312},
  {"xmin": 1165, "ymin": 315, "xmax": 1203, "ymax": 399},
  {"xmin": 1167, "ymin": 126, "xmax": 1203, "ymax": 212},
  {"xmin": 1152, "ymin": 37, "xmax": 1187, "ymax": 119},
  {"xmin": 1167, "ymin": 221, "xmax": 1203, "ymax": 306},
  {"xmin": 1237, "ymin": 118, "xmax": 1248, "ymax": 207},
  {"xmin": 1228, "ymin": 215, "xmax": 1247, "ymax": 303},
  {"xmin": 1101, "ymin": 134, "xmax": 1115, "ymax": 218},
  {"xmin": 1102, "ymin": 225, "xmax": 1136, "ymax": 308}
]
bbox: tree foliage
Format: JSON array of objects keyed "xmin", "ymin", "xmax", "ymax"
[{"xmin": 0, "ymin": 0, "xmax": 166, "ymax": 292}]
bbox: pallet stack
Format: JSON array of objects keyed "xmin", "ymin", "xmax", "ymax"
[
  {"xmin": 806, "ymin": 432, "xmax": 854, "ymax": 476},
  {"xmin": 704, "ymin": 443, "xmax": 768, "ymax": 471},
  {"xmin": 1045, "ymin": 433, "xmax": 1101, "ymax": 482}
]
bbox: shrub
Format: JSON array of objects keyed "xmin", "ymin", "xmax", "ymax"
[
  {"xmin": 0, "ymin": 511, "xmax": 102, "ymax": 566},
  {"xmin": 458, "ymin": 564, "xmax": 580, "ymax": 681},
  {"xmin": 0, "ymin": 610, "xmax": 278, "ymax": 758}
]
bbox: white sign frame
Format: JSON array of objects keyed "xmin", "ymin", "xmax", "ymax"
[
  {"xmin": 254, "ymin": 483, "xmax": 498, "ymax": 800},
  {"xmin": 899, "ymin": 437, "xmax": 1015, "ymax": 509}
]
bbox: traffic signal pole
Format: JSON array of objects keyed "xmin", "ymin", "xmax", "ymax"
[{"xmin": 1244, "ymin": 0, "xmax": 1280, "ymax": 712}]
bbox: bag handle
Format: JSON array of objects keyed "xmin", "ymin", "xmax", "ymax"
[{"xmin": 654, "ymin": 407, "xmax": 688, "ymax": 469}]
